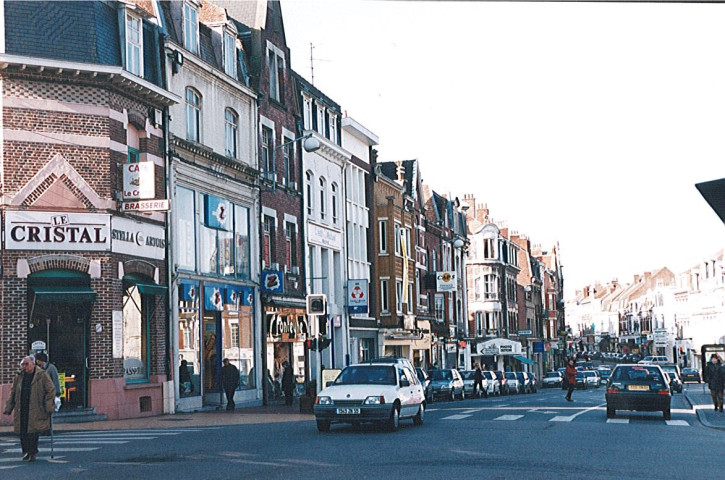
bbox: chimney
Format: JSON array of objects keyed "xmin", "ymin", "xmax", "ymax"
[
  {"xmin": 396, "ymin": 162, "xmax": 405, "ymax": 185},
  {"xmin": 476, "ymin": 202, "xmax": 489, "ymax": 224}
]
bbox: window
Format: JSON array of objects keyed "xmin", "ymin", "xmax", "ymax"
[
  {"xmin": 317, "ymin": 105, "xmax": 326, "ymax": 135},
  {"xmin": 474, "ymin": 277, "xmax": 482, "ymax": 301},
  {"xmin": 484, "ymin": 274, "xmax": 497, "ymax": 300},
  {"xmin": 282, "ymin": 137, "xmax": 292, "ymax": 185},
  {"xmin": 285, "ymin": 221, "xmax": 297, "ymax": 270},
  {"xmin": 407, "ymin": 283, "xmax": 413, "ymax": 313},
  {"xmin": 431, "ymin": 250, "xmax": 438, "ymax": 271},
  {"xmin": 434, "ymin": 294, "xmax": 444, "ymax": 321},
  {"xmin": 483, "ymin": 238, "xmax": 496, "ymax": 259},
  {"xmin": 123, "ymin": 281, "xmax": 154, "ymax": 383},
  {"xmin": 329, "ymin": 115, "xmax": 338, "ymax": 143},
  {"xmin": 305, "ymin": 171, "xmax": 314, "ymax": 215},
  {"xmin": 396, "ymin": 280, "xmax": 403, "ymax": 314},
  {"xmin": 267, "ymin": 46, "xmax": 285, "ymax": 101},
  {"xmin": 186, "ymin": 88, "xmax": 200, "ymax": 142},
  {"xmin": 319, "ymin": 177, "xmax": 326, "ymax": 220},
  {"xmin": 359, "ymin": 338, "xmax": 373, "ymax": 363},
  {"xmin": 261, "ymin": 126, "xmax": 273, "ymax": 175},
  {"xmin": 183, "ymin": 3, "xmax": 199, "ymax": 54},
  {"xmin": 380, "ymin": 279, "xmax": 389, "ymax": 313},
  {"xmin": 303, "ymin": 96, "xmax": 313, "ymax": 130},
  {"xmin": 263, "ymin": 215, "xmax": 275, "ymax": 268},
  {"xmin": 378, "ymin": 220, "xmax": 388, "ymax": 253},
  {"xmin": 176, "ymin": 187, "xmax": 196, "ymax": 271},
  {"xmin": 234, "ymin": 205, "xmax": 250, "ymax": 280},
  {"xmin": 224, "ymin": 31, "xmax": 236, "ymax": 77},
  {"xmin": 331, "ymin": 183, "xmax": 338, "ymax": 224},
  {"xmin": 475, "ymin": 312, "xmax": 484, "ymax": 337},
  {"xmin": 127, "ymin": 147, "xmax": 140, "ymax": 164},
  {"xmin": 224, "ymin": 109, "xmax": 238, "ymax": 158},
  {"xmin": 125, "ymin": 13, "xmax": 143, "ymax": 76}
]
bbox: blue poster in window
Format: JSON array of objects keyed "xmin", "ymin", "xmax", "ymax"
[
  {"xmin": 204, "ymin": 284, "xmax": 225, "ymax": 311},
  {"xmin": 204, "ymin": 195, "xmax": 232, "ymax": 231},
  {"xmin": 261, "ymin": 270, "xmax": 284, "ymax": 294},
  {"xmin": 179, "ymin": 282, "xmax": 198, "ymax": 301},
  {"xmin": 226, "ymin": 286, "xmax": 244, "ymax": 311},
  {"xmin": 241, "ymin": 286, "xmax": 254, "ymax": 306}
]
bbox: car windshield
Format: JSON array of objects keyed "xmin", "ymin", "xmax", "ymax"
[
  {"xmin": 431, "ymin": 370, "xmax": 453, "ymax": 381},
  {"xmin": 334, "ymin": 365, "xmax": 396, "ymax": 385},
  {"xmin": 683, "ymin": 369, "xmax": 697, "ymax": 374},
  {"xmin": 545, "ymin": 372, "xmax": 559, "ymax": 378}
]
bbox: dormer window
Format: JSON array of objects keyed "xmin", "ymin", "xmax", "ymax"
[
  {"xmin": 125, "ymin": 12, "xmax": 143, "ymax": 76},
  {"xmin": 224, "ymin": 31, "xmax": 236, "ymax": 78},
  {"xmin": 184, "ymin": 2, "xmax": 199, "ymax": 54},
  {"xmin": 267, "ymin": 42, "xmax": 285, "ymax": 102}
]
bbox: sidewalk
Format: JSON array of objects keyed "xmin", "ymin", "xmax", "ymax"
[
  {"xmin": 0, "ymin": 401, "xmax": 314, "ymax": 437},
  {"xmin": 684, "ymin": 383, "xmax": 725, "ymax": 430}
]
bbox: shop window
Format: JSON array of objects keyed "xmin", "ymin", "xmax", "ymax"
[
  {"xmin": 176, "ymin": 187, "xmax": 196, "ymax": 271},
  {"xmin": 123, "ymin": 280, "xmax": 156, "ymax": 384},
  {"xmin": 178, "ymin": 280, "xmax": 200, "ymax": 397}
]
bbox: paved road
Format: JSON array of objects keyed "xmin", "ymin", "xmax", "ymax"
[{"xmin": 1, "ymin": 386, "xmax": 720, "ymax": 480}]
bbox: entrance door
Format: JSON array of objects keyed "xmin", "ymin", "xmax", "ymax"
[
  {"xmin": 29, "ymin": 304, "xmax": 89, "ymax": 411},
  {"xmin": 202, "ymin": 313, "xmax": 221, "ymax": 405}
]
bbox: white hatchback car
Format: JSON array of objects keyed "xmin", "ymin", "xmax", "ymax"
[{"xmin": 313, "ymin": 362, "xmax": 426, "ymax": 432}]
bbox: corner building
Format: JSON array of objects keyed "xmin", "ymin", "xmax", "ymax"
[{"xmin": 0, "ymin": 1, "xmax": 176, "ymax": 421}]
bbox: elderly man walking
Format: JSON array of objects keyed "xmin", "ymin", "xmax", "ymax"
[
  {"xmin": 706, "ymin": 354, "xmax": 725, "ymax": 412},
  {"xmin": 3, "ymin": 355, "xmax": 56, "ymax": 461}
]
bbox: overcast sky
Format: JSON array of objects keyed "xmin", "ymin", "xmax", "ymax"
[{"xmin": 281, "ymin": 0, "xmax": 725, "ymax": 298}]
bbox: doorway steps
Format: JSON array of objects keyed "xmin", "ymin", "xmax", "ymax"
[{"xmin": 53, "ymin": 408, "xmax": 107, "ymax": 424}]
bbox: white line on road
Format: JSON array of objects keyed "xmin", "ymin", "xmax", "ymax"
[
  {"xmin": 665, "ymin": 420, "xmax": 689, "ymax": 426},
  {"xmin": 4, "ymin": 447, "xmax": 98, "ymax": 453},
  {"xmin": 550, "ymin": 416, "xmax": 574, "ymax": 422},
  {"xmin": 494, "ymin": 415, "xmax": 524, "ymax": 421},
  {"xmin": 51, "ymin": 440, "xmax": 130, "ymax": 445},
  {"xmin": 441, "ymin": 414, "xmax": 472, "ymax": 420},
  {"xmin": 549, "ymin": 403, "xmax": 606, "ymax": 422},
  {"xmin": 606, "ymin": 419, "xmax": 629, "ymax": 424}
]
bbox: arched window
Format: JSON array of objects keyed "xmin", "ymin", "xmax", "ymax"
[
  {"xmin": 305, "ymin": 171, "xmax": 314, "ymax": 216},
  {"xmin": 319, "ymin": 177, "xmax": 327, "ymax": 220},
  {"xmin": 186, "ymin": 87, "xmax": 201, "ymax": 142},
  {"xmin": 331, "ymin": 182, "xmax": 338, "ymax": 224},
  {"xmin": 224, "ymin": 108, "xmax": 238, "ymax": 158}
]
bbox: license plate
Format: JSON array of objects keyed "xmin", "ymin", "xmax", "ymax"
[
  {"xmin": 628, "ymin": 385, "xmax": 649, "ymax": 391},
  {"xmin": 335, "ymin": 408, "xmax": 360, "ymax": 415}
]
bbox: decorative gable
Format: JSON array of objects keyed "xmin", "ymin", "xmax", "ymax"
[{"xmin": 9, "ymin": 153, "xmax": 114, "ymax": 211}]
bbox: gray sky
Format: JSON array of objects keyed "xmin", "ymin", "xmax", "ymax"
[{"xmin": 282, "ymin": 0, "xmax": 725, "ymax": 297}]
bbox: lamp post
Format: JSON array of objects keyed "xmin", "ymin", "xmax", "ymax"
[{"xmin": 269, "ymin": 134, "xmax": 321, "ymax": 191}]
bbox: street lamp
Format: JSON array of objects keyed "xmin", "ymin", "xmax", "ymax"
[{"xmin": 270, "ymin": 134, "xmax": 321, "ymax": 191}]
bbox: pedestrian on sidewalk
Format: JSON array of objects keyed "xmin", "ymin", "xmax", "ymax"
[
  {"xmin": 564, "ymin": 358, "xmax": 577, "ymax": 402},
  {"xmin": 35, "ymin": 352, "xmax": 62, "ymax": 412},
  {"xmin": 473, "ymin": 363, "xmax": 487, "ymax": 398},
  {"xmin": 221, "ymin": 358, "xmax": 240, "ymax": 411},
  {"xmin": 2, "ymin": 355, "xmax": 55, "ymax": 462},
  {"xmin": 705, "ymin": 354, "xmax": 724, "ymax": 412},
  {"xmin": 281, "ymin": 360, "xmax": 295, "ymax": 406}
]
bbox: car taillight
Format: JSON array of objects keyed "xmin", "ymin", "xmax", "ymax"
[{"xmin": 656, "ymin": 390, "xmax": 670, "ymax": 395}]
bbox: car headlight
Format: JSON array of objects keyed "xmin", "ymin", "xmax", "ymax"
[
  {"xmin": 316, "ymin": 396, "xmax": 333, "ymax": 405},
  {"xmin": 364, "ymin": 396, "xmax": 385, "ymax": 405}
]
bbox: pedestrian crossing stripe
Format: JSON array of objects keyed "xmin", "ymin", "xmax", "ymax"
[
  {"xmin": 550, "ymin": 416, "xmax": 575, "ymax": 422},
  {"xmin": 606, "ymin": 418, "xmax": 629, "ymax": 424},
  {"xmin": 494, "ymin": 415, "xmax": 524, "ymax": 421},
  {"xmin": 442, "ymin": 414, "xmax": 472, "ymax": 420},
  {"xmin": 665, "ymin": 420, "xmax": 689, "ymax": 426}
]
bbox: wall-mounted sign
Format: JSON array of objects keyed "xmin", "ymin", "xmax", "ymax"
[
  {"xmin": 204, "ymin": 195, "xmax": 231, "ymax": 231},
  {"xmin": 533, "ymin": 341, "xmax": 544, "ymax": 353},
  {"xmin": 261, "ymin": 270, "xmax": 284, "ymax": 294},
  {"xmin": 307, "ymin": 223, "xmax": 342, "ymax": 250},
  {"xmin": 436, "ymin": 271, "xmax": 456, "ymax": 292},
  {"xmin": 123, "ymin": 161, "xmax": 155, "ymax": 200},
  {"xmin": 121, "ymin": 199, "xmax": 169, "ymax": 212},
  {"xmin": 518, "ymin": 330, "xmax": 532, "ymax": 336},
  {"xmin": 111, "ymin": 217, "xmax": 166, "ymax": 260},
  {"xmin": 347, "ymin": 279, "xmax": 368, "ymax": 314},
  {"xmin": 5, "ymin": 211, "xmax": 110, "ymax": 251}
]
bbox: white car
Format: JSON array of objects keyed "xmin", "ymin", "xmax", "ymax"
[
  {"xmin": 482, "ymin": 370, "xmax": 501, "ymax": 395},
  {"xmin": 582, "ymin": 370, "xmax": 600, "ymax": 388},
  {"xmin": 313, "ymin": 362, "xmax": 426, "ymax": 432},
  {"xmin": 638, "ymin": 355, "xmax": 669, "ymax": 365},
  {"xmin": 542, "ymin": 371, "xmax": 564, "ymax": 388}
]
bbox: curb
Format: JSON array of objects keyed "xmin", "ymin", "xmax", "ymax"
[{"xmin": 685, "ymin": 391, "xmax": 725, "ymax": 430}]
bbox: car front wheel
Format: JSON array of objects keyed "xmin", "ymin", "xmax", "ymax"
[
  {"xmin": 413, "ymin": 404, "xmax": 425, "ymax": 425},
  {"xmin": 316, "ymin": 420, "xmax": 331, "ymax": 432},
  {"xmin": 387, "ymin": 406, "xmax": 400, "ymax": 431}
]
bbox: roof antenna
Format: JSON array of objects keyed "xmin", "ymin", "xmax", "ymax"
[{"xmin": 310, "ymin": 42, "xmax": 315, "ymax": 85}]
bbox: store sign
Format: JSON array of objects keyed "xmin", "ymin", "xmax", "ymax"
[
  {"xmin": 347, "ymin": 279, "xmax": 368, "ymax": 314},
  {"xmin": 533, "ymin": 341, "xmax": 544, "ymax": 353},
  {"xmin": 122, "ymin": 161, "xmax": 155, "ymax": 200},
  {"xmin": 261, "ymin": 270, "xmax": 284, "ymax": 294},
  {"xmin": 480, "ymin": 347, "xmax": 499, "ymax": 356},
  {"xmin": 436, "ymin": 271, "xmax": 456, "ymax": 292},
  {"xmin": 268, "ymin": 313, "xmax": 308, "ymax": 342},
  {"xmin": 5, "ymin": 211, "xmax": 110, "ymax": 251},
  {"xmin": 307, "ymin": 223, "xmax": 342, "ymax": 250},
  {"xmin": 121, "ymin": 199, "xmax": 169, "ymax": 212},
  {"xmin": 111, "ymin": 217, "xmax": 166, "ymax": 260}
]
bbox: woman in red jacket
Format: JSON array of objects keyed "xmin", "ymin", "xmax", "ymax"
[{"xmin": 564, "ymin": 358, "xmax": 577, "ymax": 402}]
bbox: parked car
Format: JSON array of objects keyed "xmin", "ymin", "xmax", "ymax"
[
  {"xmin": 605, "ymin": 364, "xmax": 672, "ymax": 420},
  {"xmin": 416, "ymin": 367, "xmax": 432, "ymax": 401},
  {"xmin": 505, "ymin": 372, "xmax": 521, "ymax": 394},
  {"xmin": 516, "ymin": 371, "xmax": 532, "ymax": 394},
  {"xmin": 313, "ymin": 362, "xmax": 426, "ymax": 432},
  {"xmin": 528, "ymin": 372, "xmax": 538, "ymax": 392},
  {"xmin": 575, "ymin": 372, "xmax": 587, "ymax": 389},
  {"xmin": 482, "ymin": 370, "xmax": 501, "ymax": 396},
  {"xmin": 429, "ymin": 368, "xmax": 465, "ymax": 401},
  {"xmin": 543, "ymin": 371, "xmax": 564, "ymax": 388},
  {"xmin": 659, "ymin": 364, "xmax": 683, "ymax": 393},
  {"xmin": 461, "ymin": 370, "xmax": 488, "ymax": 397},
  {"xmin": 369, "ymin": 356, "xmax": 416, "ymax": 372},
  {"xmin": 638, "ymin": 355, "xmax": 669, "ymax": 365},
  {"xmin": 681, "ymin": 368, "xmax": 701, "ymax": 383},
  {"xmin": 494, "ymin": 370, "xmax": 510, "ymax": 395}
]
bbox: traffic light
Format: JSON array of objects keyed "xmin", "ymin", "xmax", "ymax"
[
  {"xmin": 305, "ymin": 338, "xmax": 318, "ymax": 351},
  {"xmin": 318, "ymin": 336, "xmax": 331, "ymax": 351},
  {"xmin": 318, "ymin": 315, "xmax": 328, "ymax": 337},
  {"xmin": 306, "ymin": 294, "xmax": 327, "ymax": 315}
]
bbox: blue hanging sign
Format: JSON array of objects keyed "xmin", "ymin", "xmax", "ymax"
[
  {"xmin": 204, "ymin": 195, "xmax": 232, "ymax": 231},
  {"xmin": 204, "ymin": 284, "xmax": 225, "ymax": 311},
  {"xmin": 261, "ymin": 270, "xmax": 284, "ymax": 294},
  {"xmin": 179, "ymin": 281, "xmax": 198, "ymax": 302}
]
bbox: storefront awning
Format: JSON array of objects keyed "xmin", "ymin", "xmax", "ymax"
[
  {"xmin": 30, "ymin": 286, "xmax": 96, "ymax": 304},
  {"xmin": 513, "ymin": 355, "xmax": 534, "ymax": 365},
  {"xmin": 135, "ymin": 283, "xmax": 167, "ymax": 296}
]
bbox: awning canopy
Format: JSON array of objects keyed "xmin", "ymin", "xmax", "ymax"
[
  {"xmin": 513, "ymin": 355, "xmax": 535, "ymax": 365},
  {"xmin": 30, "ymin": 285, "xmax": 96, "ymax": 304},
  {"xmin": 135, "ymin": 283, "xmax": 167, "ymax": 296},
  {"xmin": 696, "ymin": 178, "xmax": 725, "ymax": 225}
]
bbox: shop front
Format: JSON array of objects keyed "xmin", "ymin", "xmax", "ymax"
[
  {"xmin": 477, "ymin": 338, "xmax": 523, "ymax": 371},
  {"xmin": 265, "ymin": 309, "xmax": 308, "ymax": 400}
]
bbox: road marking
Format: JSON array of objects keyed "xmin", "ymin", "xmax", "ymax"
[
  {"xmin": 4, "ymin": 447, "xmax": 98, "ymax": 453},
  {"xmin": 51, "ymin": 440, "xmax": 130, "ymax": 445},
  {"xmin": 442, "ymin": 414, "xmax": 472, "ymax": 420},
  {"xmin": 606, "ymin": 419, "xmax": 629, "ymax": 424},
  {"xmin": 550, "ymin": 416, "xmax": 574, "ymax": 422},
  {"xmin": 494, "ymin": 415, "xmax": 523, "ymax": 421},
  {"xmin": 665, "ymin": 420, "xmax": 689, "ymax": 426}
]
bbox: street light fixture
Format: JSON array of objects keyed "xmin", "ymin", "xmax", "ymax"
[{"xmin": 270, "ymin": 133, "xmax": 321, "ymax": 191}]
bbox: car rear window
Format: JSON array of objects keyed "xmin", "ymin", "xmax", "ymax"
[
  {"xmin": 612, "ymin": 366, "xmax": 663, "ymax": 382},
  {"xmin": 461, "ymin": 371, "xmax": 475, "ymax": 380},
  {"xmin": 431, "ymin": 370, "xmax": 453, "ymax": 381},
  {"xmin": 505, "ymin": 372, "xmax": 517, "ymax": 380},
  {"xmin": 335, "ymin": 365, "xmax": 396, "ymax": 385},
  {"xmin": 482, "ymin": 371, "xmax": 494, "ymax": 380},
  {"xmin": 545, "ymin": 372, "xmax": 559, "ymax": 378}
]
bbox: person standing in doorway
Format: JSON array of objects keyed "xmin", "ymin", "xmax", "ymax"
[
  {"xmin": 35, "ymin": 352, "xmax": 61, "ymax": 412},
  {"xmin": 564, "ymin": 358, "xmax": 577, "ymax": 402},
  {"xmin": 221, "ymin": 358, "xmax": 239, "ymax": 411},
  {"xmin": 281, "ymin": 360, "xmax": 295, "ymax": 406},
  {"xmin": 705, "ymin": 354, "xmax": 724, "ymax": 412},
  {"xmin": 3, "ymin": 356, "xmax": 55, "ymax": 462}
]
